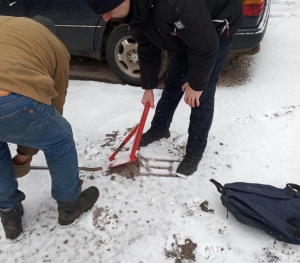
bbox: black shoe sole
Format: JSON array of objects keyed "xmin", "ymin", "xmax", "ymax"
[
  {"xmin": 6, "ymin": 231, "xmax": 24, "ymax": 243},
  {"xmin": 176, "ymin": 172, "xmax": 195, "ymax": 179},
  {"xmin": 58, "ymin": 218, "xmax": 79, "ymax": 228}
]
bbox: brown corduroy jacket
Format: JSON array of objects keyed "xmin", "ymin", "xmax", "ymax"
[{"xmin": 0, "ymin": 15, "xmax": 70, "ymax": 114}]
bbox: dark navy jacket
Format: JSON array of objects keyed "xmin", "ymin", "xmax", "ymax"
[
  {"xmin": 126, "ymin": 0, "xmax": 243, "ymax": 90},
  {"xmin": 86, "ymin": 0, "xmax": 243, "ymax": 91}
]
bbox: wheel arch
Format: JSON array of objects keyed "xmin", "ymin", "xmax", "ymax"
[{"xmin": 100, "ymin": 21, "xmax": 122, "ymax": 60}]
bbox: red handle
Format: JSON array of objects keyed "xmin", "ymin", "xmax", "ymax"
[
  {"xmin": 109, "ymin": 124, "xmax": 139, "ymax": 161},
  {"xmin": 130, "ymin": 102, "xmax": 151, "ymax": 159}
]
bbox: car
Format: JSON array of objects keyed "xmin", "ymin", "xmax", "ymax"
[
  {"xmin": 0, "ymin": 0, "xmax": 270, "ymax": 86},
  {"xmin": 232, "ymin": 0, "xmax": 271, "ymax": 55}
]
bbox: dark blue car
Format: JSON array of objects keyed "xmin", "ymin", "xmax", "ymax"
[{"xmin": 0, "ymin": 0, "xmax": 271, "ymax": 86}]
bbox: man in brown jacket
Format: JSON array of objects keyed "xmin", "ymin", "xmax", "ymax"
[
  {"xmin": 6, "ymin": 15, "xmax": 69, "ymax": 177},
  {"xmin": 0, "ymin": 15, "xmax": 99, "ymax": 242}
]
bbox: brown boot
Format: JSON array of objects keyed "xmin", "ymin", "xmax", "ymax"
[{"xmin": 12, "ymin": 156, "xmax": 32, "ymax": 178}]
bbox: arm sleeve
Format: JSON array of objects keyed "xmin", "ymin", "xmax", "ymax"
[
  {"xmin": 175, "ymin": 0, "xmax": 219, "ymax": 91},
  {"xmin": 51, "ymin": 45, "xmax": 70, "ymax": 115},
  {"xmin": 138, "ymin": 40, "xmax": 162, "ymax": 89},
  {"xmin": 131, "ymin": 27, "xmax": 162, "ymax": 89}
]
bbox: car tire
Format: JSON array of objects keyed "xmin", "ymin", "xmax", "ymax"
[{"xmin": 106, "ymin": 24, "xmax": 169, "ymax": 86}]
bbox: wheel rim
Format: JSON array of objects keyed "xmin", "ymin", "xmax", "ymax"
[{"xmin": 114, "ymin": 36, "xmax": 140, "ymax": 79}]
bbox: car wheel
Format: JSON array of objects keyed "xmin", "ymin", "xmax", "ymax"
[{"xmin": 106, "ymin": 24, "xmax": 169, "ymax": 86}]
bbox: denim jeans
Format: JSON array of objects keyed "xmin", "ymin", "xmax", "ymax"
[
  {"xmin": 0, "ymin": 93, "xmax": 81, "ymax": 209},
  {"xmin": 152, "ymin": 37, "xmax": 233, "ymax": 156}
]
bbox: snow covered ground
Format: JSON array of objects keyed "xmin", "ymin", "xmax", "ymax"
[{"xmin": 1, "ymin": 0, "xmax": 300, "ymax": 262}]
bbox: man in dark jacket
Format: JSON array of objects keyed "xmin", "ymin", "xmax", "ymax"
[{"xmin": 85, "ymin": 0, "xmax": 243, "ymax": 178}]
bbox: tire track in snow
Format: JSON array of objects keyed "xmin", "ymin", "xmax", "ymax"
[{"xmin": 270, "ymin": 0, "xmax": 300, "ymax": 19}]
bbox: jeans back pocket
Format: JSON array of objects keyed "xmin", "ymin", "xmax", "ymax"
[{"xmin": 0, "ymin": 98, "xmax": 41, "ymax": 142}]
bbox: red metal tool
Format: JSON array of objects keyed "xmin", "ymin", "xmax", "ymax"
[{"xmin": 108, "ymin": 102, "xmax": 151, "ymax": 168}]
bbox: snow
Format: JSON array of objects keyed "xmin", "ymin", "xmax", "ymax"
[
  {"xmin": 9, "ymin": 2, "xmax": 17, "ymax": 7},
  {"xmin": 1, "ymin": 0, "xmax": 300, "ymax": 262}
]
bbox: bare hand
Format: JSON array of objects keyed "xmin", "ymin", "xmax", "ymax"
[
  {"xmin": 182, "ymin": 82, "xmax": 203, "ymax": 108},
  {"xmin": 141, "ymin": 89, "xmax": 155, "ymax": 109}
]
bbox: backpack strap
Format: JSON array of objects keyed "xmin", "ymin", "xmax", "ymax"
[
  {"xmin": 210, "ymin": 179, "xmax": 223, "ymax": 193},
  {"xmin": 287, "ymin": 184, "xmax": 300, "ymax": 197}
]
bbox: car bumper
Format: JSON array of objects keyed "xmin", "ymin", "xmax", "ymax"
[{"xmin": 231, "ymin": 0, "xmax": 271, "ymax": 53}]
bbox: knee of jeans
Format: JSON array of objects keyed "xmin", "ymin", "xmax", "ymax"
[
  {"xmin": 45, "ymin": 135, "xmax": 76, "ymax": 160},
  {"xmin": 63, "ymin": 121, "xmax": 73, "ymax": 135}
]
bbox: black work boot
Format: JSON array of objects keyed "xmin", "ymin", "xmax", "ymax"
[
  {"xmin": 57, "ymin": 186, "xmax": 99, "ymax": 227},
  {"xmin": 0, "ymin": 204, "xmax": 24, "ymax": 242},
  {"xmin": 140, "ymin": 126, "xmax": 170, "ymax": 147},
  {"xmin": 176, "ymin": 153, "xmax": 203, "ymax": 178}
]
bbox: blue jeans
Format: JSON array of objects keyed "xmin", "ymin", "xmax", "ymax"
[
  {"xmin": 152, "ymin": 37, "xmax": 233, "ymax": 156},
  {"xmin": 0, "ymin": 93, "xmax": 81, "ymax": 209}
]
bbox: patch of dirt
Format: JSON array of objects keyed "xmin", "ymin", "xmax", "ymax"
[
  {"xmin": 218, "ymin": 54, "xmax": 253, "ymax": 87},
  {"xmin": 101, "ymin": 131, "xmax": 120, "ymax": 147},
  {"xmin": 183, "ymin": 200, "xmax": 214, "ymax": 217},
  {"xmin": 69, "ymin": 56, "xmax": 165, "ymax": 88},
  {"xmin": 93, "ymin": 207, "xmax": 119, "ymax": 231},
  {"xmin": 263, "ymin": 247, "xmax": 280, "ymax": 263},
  {"xmin": 107, "ymin": 161, "xmax": 140, "ymax": 179},
  {"xmin": 254, "ymin": 242, "xmax": 300, "ymax": 263},
  {"xmin": 200, "ymin": 201, "xmax": 214, "ymax": 213},
  {"xmin": 165, "ymin": 235, "xmax": 197, "ymax": 263}
]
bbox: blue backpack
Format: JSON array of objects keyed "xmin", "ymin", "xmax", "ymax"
[{"xmin": 210, "ymin": 179, "xmax": 300, "ymax": 244}]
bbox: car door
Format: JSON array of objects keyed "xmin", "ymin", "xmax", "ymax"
[{"xmin": 24, "ymin": 0, "xmax": 100, "ymax": 54}]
